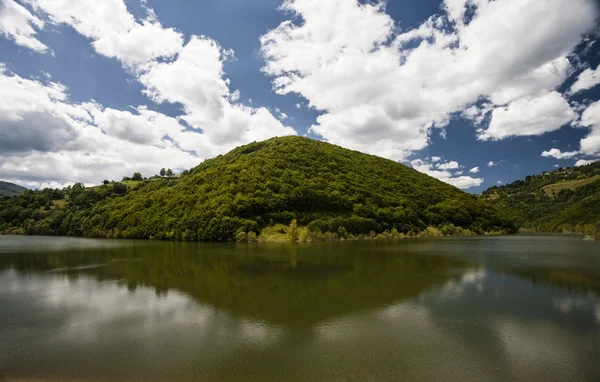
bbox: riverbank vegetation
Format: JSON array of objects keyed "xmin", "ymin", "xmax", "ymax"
[
  {"xmin": 235, "ymin": 221, "xmax": 496, "ymax": 243},
  {"xmin": 1, "ymin": 136, "xmax": 514, "ymax": 241}
]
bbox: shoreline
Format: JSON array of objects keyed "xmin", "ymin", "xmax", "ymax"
[{"xmin": 0, "ymin": 229, "xmax": 522, "ymax": 244}]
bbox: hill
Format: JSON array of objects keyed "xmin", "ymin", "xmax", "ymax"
[
  {"xmin": 481, "ymin": 161, "xmax": 600, "ymax": 236},
  {"xmin": 1, "ymin": 136, "xmax": 514, "ymax": 241},
  {"xmin": 0, "ymin": 181, "xmax": 27, "ymax": 197}
]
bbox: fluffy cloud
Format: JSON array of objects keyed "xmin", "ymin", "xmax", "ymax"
[
  {"xmin": 27, "ymin": 0, "xmax": 183, "ymax": 68},
  {"xmin": 0, "ymin": 65, "xmax": 78, "ymax": 154},
  {"xmin": 0, "ymin": 0, "xmax": 47, "ymax": 52},
  {"xmin": 446, "ymin": 176, "xmax": 485, "ymax": 189},
  {"xmin": 1, "ymin": 0, "xmax": 295, "ymax": 186},
  {"xmin": 579, "ymin": 100, "xmax": 600, "ymax": 157},
  {"xmin": 570, "ymin": 65, "xmax": 600, "ymax": 94},
  {"xmin": 0, "ymin": 66, "xmax": 201, "ymax": 187},
  {"xmin": 487, "ymin": 161, "xmax": 496, "ymax": 167},
  {"xmin": 469, "ymin": 167, "xmax": 479, "ymax": 174},
  {"xmin": 139, "ymin": 36, "xmax": 295, "ymax": 147},
  {"xmin": 477, "ymin": 91, "xmax": 576, "ymax": 140},
  {"xmin": 575, "ymin": 159, "xmax": 597, "ymax": 166},
  {"xmin": 37, "ymin": 0, "xmax": 296, "ymax": 148},
  {"xmin": 411, "ymin": 159, "xmax": 483, "ymax": 189},
  {"xmin": 436, "ymin": 161, "xmax": 460, "ymax": 170},
  {"xmin": 431, "ymin": 156, "xmax": 441, "ymax": 162},
  {"xmin": 538, "ymin": 99, "xmax": 600, "ymax": 161},
  {"xmin": 261, "ymin": 0, "xmax": 597, "ymax": 160},
  {"xmin": 541, "ymin": 148, "xmax": 579, "ymax": 160}
]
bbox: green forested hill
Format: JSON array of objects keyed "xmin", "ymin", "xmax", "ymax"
[
  {"xmin": 1, "ymin": 136, "xmax": 514, "ymax": 241},
  {"xmin": 481, "ymin": 161, "xmax": 600, "ymax": 235},
  {"xmin": 0, "ymin": 181, "xmax": 27, "ymax": 197}
]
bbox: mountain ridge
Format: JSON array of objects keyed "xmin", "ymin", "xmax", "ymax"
[
  {"xmin": 0, "ymin": 181, "xmax": 27, "ymax": 197},
  {"xmin": 1, "ymin": 136, "xmax": 514, "ymax": 240}
]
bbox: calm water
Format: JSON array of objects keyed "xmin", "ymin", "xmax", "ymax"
[{"xmin": 0, "ymin": 235, "xmax": 599, "ymax": 381}]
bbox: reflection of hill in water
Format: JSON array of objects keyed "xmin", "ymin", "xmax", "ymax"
[
  {"xmin": 0, "ymin": 241, "xmax": 470, "ymax": 327},
  {"xmin": 3, "ymin": 239, "xmax": 599, "ymax": 327}
]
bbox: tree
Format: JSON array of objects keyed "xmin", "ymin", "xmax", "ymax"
[
  {"xmin": 166, "ymin": 168, "xmax": 173, "ymax": 177},
  {"xmin": 103, "ymin": 180, "xmax": 110, "ymax": 185},
  {"xmin": 288, "ymin": 219, "xmax": 299, "ymax": 242},
  {"xmin": 132, "ymin": 172, "xmax": 142, "ymax": 181},
  {"xmin": 160, "ymin": 168, "xmax": 166, "ymax": 177},
  {"xmin": 112, "ymin": 182, "xmax": 127, "ymax": 195}
]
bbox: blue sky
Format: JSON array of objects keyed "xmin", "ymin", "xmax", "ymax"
[{"xmin": 0, "ymin": 0, "xmax": 599, "ymax": 193}]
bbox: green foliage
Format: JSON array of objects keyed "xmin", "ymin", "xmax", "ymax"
[
  {"xmin": 482, "ymin": 161, "xmax": 600, "ymax": 234},
  {"xmin": 132, "ymin": 172, "xmax": 143, "ymax": 181},
  {"xmin": 0, "ymin": 136, "xmax": 513, "ymax": 241},
  {"xmin": 247, "ymin": 231, "xmax": 258, "ymax": 242},
  {"xmin": 235, "ymin": 229, "xmax": 248, "ymax": 243},
  {"xmin": 160, "ymin": 168, "xmax": 166, "ymax": 177},
  {"xmin": 299, "ymin": 228, "xmax": 310, "ymax": 242},
  {"xmin": 166, "ymin": 168, "xmax": 173, "ymax": 177}
]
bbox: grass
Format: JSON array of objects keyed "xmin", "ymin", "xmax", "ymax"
[
  {"xmin": 37, "ymin": 198, "xmax": 66, "ymax": 212},
  {"xmin": 542, "ymin": 175, "xmax": 600, "ymax": 197},
  {"xmin": 121, "ymin": 180, "xmax": 141, "ymax": 188},
  {"xmin": 481, "ymin": 192, "xmax": 499, "ymax": 201},
  {"xmin": 52, "ymin": 199, "xmax": 67, "ymax": 208},
  {"xmin": 90, "ymin": 177, "xmax": 177, "ymax": 189}
]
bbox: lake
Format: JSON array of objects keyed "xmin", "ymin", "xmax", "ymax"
[{"xmin": 0, "ymin": 235, "xmax": 599, "ymax": 381}]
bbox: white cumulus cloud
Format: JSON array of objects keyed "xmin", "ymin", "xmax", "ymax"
[
  {"xmin": 575, "ymin": 159, "xmax": 597, "ymax": 166},
  {"xmin": 0, "ymin": 0, "xmax": 47, "ymax": 52},
  {"xmin": 570, "ymin": 65, "xmax": 600, "ymax": 94},
  {"xmin": 0, "ymin": 0, "xmax": 296, "ymax": 186},
  {"xmin": 477, "ymin": 91, "xmax": 576, "ymax": 141},
  {"xmin": 541, "ymin": 148, "xmax": 579, "ymax": 160},
  {"xmin": 411, "ymin": 159, "xmax": 483, "ymax": 189},
  {"xmin": 579, "ymin": 100, "xmax": 600, "ymax": 157},
  {"xmin": 0, "ymin": 65, "xmax": 201, "ymax": 187},
  {"xmin": 436, "ymin": 161, "xmax": 460, "ymax": 170},
  {"xmin": 261, "ymin": 0, "xmax": 597, "ymax": 160},
  {"xmin": 27, "ymin": 0, "xmax": 184, "ymax": 68},
  {"xmin": 469, "ymin": 167, "xmax": 479, "ymax": 174}
]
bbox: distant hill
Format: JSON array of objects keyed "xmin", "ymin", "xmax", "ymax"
[
  {"xmin": 481, "ymin": 161, "xmax": 600, "ymax": 236},
  {"xmin": 1, "ymin": 136, "xmax": 514, "ymax": 240},
  {"xmin": 0, "ymin": 181, "xmax": 27, "ymax": 197}
]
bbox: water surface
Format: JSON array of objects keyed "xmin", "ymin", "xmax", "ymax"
[{"xmin": 0, "ymin": 235, "xmax": 599, "ymax": 381}]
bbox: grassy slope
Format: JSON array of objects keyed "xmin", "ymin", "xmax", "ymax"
[{"xmin": 541, "ymin": 175, "xmax": 600, "ymax": 197}]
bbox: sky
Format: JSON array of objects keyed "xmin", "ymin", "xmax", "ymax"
[{"xmin": 0, "ymin": 0, "xmax": 600, "ymax": 193}]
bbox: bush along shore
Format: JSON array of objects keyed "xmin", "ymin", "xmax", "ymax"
[{"xmin": 235, "ymin": 220, "xmax": 510, "ymax": 244}]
